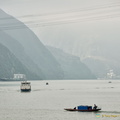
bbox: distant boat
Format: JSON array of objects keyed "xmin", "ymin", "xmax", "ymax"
[
  {"xmin": 46, "ymin": 82, "xmax": 49, "ymax": 85},
  {"xmin": 20, "ymin": 81, "xmax": 31, "ymax": 92},
  {"xmin": 64, "ymin": 105, "xmax": 101, "ymax": 112}
]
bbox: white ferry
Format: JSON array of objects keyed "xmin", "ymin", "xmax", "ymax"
[{"xmin": 20, "ymin": 81, "xmax": 31, "ymax": 92}]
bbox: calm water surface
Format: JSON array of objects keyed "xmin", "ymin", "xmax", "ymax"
[{"xmin": 0, "ymin": 80, "xmax": 120, "ymax": 120}]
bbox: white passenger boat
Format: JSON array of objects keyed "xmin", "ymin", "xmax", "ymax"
[{"xmin": 20, "ymin": 81, "xmax": 31, "ymax": 92}]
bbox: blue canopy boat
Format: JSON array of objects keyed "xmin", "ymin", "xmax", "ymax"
[{"xmin": 64, "ymin": 105, "xmax": 101, "ymax": 112}]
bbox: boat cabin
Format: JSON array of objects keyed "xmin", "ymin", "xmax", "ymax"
[{"xmin": 77, "ymin": 105, "xmax": 92, "ymax": 110}]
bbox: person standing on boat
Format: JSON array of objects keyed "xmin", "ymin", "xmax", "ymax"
[
  {"xmin": 93, "ymin": 104, "xmax": 97, "ymax": 109},
  {"xmin": 74, "ymin": 107, "xmax": 76, "ymax": 109}
]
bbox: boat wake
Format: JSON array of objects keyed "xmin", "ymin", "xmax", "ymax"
[{"xmin": 99, "ymin": 111, "xmax": 120, "ymax": 114}]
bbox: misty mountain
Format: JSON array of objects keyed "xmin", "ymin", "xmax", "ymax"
[
  {"xmin": 37, "ymin": 20, "xmax": 120, "ymax": 79},
  {"xmin": 47, "ymin": 46, "xmax": 96, "ymax": 79},
  {"xmin": 0, "ymin": 9, "xmax": 63, "ymax": 80},
  {"xmin": 0, "ymin": 30, "xmax": 45, "ymax": 80},
  {"xmin": 0, "ymin": 43, "xmax": 40, "ymax": 79},
  {"xmin": 82, "ymin": 37, "xmax": 120, "ymax": 78}
]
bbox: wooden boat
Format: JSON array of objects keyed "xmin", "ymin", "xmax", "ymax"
[
  {"xmin": 20, "ymin": 81, "xmax": 31, "ymax": 92},
  {"xmin": 64, "ymin": 105, "xmax": 101, "ymax": 112},
  {"xmin": 64, "ymin": 108, "xmax": 101, "ymax": 112}
]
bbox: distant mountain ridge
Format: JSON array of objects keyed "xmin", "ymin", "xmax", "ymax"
[
  {"xmin": 0, "ymin": 9, "xmax": 96, "ymax": 80},
  {"xmin": 0, "ymin": 43, "xmax": 39, "ymax": 79},
  {"xmin": 0, "ymin": 30, "xmax": 45, "ymax": 79},
  {"xmin": 0, "ymin": 9, "xmax": 63, "ymax": 80},
  {"xmin": 37, "ymin": 20, "xmax": 120, "ymax": 79},
  {"xmin": 47, "ymin": 46, "xmax": 96, "ymax": 79}
]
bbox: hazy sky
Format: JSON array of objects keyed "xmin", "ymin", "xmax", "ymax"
[
  {"xmin": 0, "ymin": 0, "xmax": 119, "ymax": 19},
  {"xmin": 0, "ymin": 0, "xmax": 120, "ymax": 32},
  {"xmin": 0, "ymin": 0, "xmax": 120, "ymax": 47}
]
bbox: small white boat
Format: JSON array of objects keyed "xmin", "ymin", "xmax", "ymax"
[{"xmin": 20, "ymin": 81, "xmax": 31, "ymax": 92}]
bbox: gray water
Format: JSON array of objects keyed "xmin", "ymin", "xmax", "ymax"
[{"xmin": 0, "ymin": 80, "xmax": 120, "ymax": 120}]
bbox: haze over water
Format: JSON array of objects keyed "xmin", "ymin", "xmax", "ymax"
[{"xmin": 0, "ymin": 80, "xmax": 120, "ymax": 120}]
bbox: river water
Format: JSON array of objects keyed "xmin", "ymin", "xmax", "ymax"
[{"xmin": 0, "ymin": 80, "xmax": 120, "ymax": 120}]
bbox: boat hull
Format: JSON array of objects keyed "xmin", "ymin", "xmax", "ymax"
[
  {"xmin": 21, "ymin": 89, "xmax": 31, "ymax": 92},
  {"xmin": 64, "ymin": 108, "xmax": 101, "ymax": 112}
]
